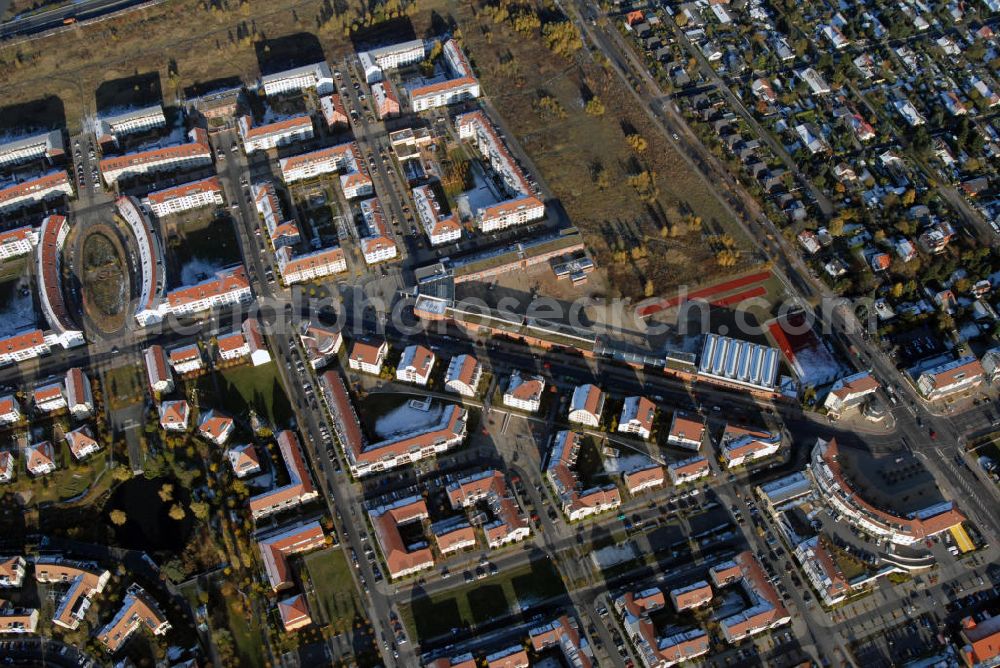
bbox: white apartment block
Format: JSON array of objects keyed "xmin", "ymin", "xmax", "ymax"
[
  {"xmin": 412, "ymin": 185, "xmax": 461, "ymax": 246},
  {"xmin": 478, "ymin": 195, "xmax": 545, "ymax": 232},
  {"xmin": 456, "ymin": 111, "xmax": 533, "ymax": 197},
  {"xmin": 279, "ymin": 143, "xmax": 373, "ymax": 198},
  {"xmin": 99, "ymin": 128, "xmax": 211, "ymax": 186},
  {"xmin": 618, "ymin": 396, "xmax": 655, "ymax": 440},
  {"xmin": 444, "ymin": 355, "xmax": 482, "ymax": 397},
  {"xmin": 0, "ymin": 330, "xmax": 50, "ymax": 366},
  {"xmin": 0, "ymin": 172, "xmax": 73, "ymax": 216},
  {"xmin": 397, "ymin": 345, "xmax": 435, "ymax": 386},
  {"xmin": 238, "ymin": 115, "xmax": 314, "ymax": 153},
  {"xmin": 275, "ymin": 245, "xmax": 347, "ymax": 285},
  {"xmin": 96, "ymin": 105, "xmax": 166, "ymax": 144},
  {"xmin": 0, "ymin": 396, "xmax": 21, "ymax": 425},
  {"xmin": 409, "ymin": 78, "xmax": 480, "ymax": 112},
  {"xmin": 144, "ymin": 345, "xmax": 174, "ymax": 394},
  {"xmin": 359, "ymin": 197, "xmax": 398, "ymax": 265},
  {"xmin": 32, "ymin": 383, "xmax": 66, "ymax": 413},
  {"xmin": 260, "ymin": 62, "xmax": 334, "ymax": 97},
  {"xmin": 168, "ymin": 344, "xmax": 203, "ymax": 375},
  {"xmin": 0, "ymin": 226, "xmax": 39, "ymax": 261},
  {"xmin": 64, "ymin": 368, "xmax": 94, "ymax": 420},
  {"xmin": 0, "ymin": 129, "xmax": 64, "ymax": 168},
  {"xmin": 568, "ymin": 384, "xmax": 604, "ymax": 427},
  {"xmin": 358, "ymin": 39, "xmax": 425, "ymax": 83},
  {"xmin": 916, "ymin": 356, "xmax": 985, "ymax": 401},
  {"xmin": 348, "ymin": 340, "xmax": 388, "ymax": 376},
  {"xmin": 116, "ymin": 197, "xmax": 166, "ymax": 328},
  {"xmin": 144, "ymin": 176, "xmax": 223, "ymax": 217},
  {"xmin": 503, "ymin": 371, "xmax": 545, "ymax": 412},
  {"xmin": 165, "ymin": 266, "xmax": 252, "ymax": 317}
]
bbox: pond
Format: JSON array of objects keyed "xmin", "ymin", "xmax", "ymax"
[{"xmin": 105, "ymin": 476, "xmax": 193, "ymax": 552}]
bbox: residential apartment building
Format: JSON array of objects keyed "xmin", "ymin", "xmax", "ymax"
[
  {"xmin": 34, "ymin": 558, "xmax": 110, "ymax": 631},
  {"xmin": 247, "ymin": 431, "xmax": 319, "ymax": 519},
  {"xmin": 348, "ymin": 339, "xmax": 387, "ymax": 375},
  {"xmin": 618, "ymin": 396, "xmax": 656, "ymax": 440},
  {"xmin": 278, "ymin": 143, "xmax": 372, "ymax": 198},
  {"xmin": 274, "ymin": 245, "xmax": 346, "ymax": 285},
  {"xmin": 96, "ymin": 105, "xmax": 166, "ymax": 144},
  {"xmin": 65, "ymin": 427, "xmax": 101, "ymax": 460},
  {"xmin": 32, "ymin": 382, "xmax": 66, "ymax": 413},
  {"xmin": 228, "ymin": 444, "xmax": 261, "ymax": 478},
  {"xmin": 97, "ymin": 585, "xmax": 171, "ymax": 653},
  {"xmin": 256, "ymin": 521, "xmax": 326, "ymax": 591},
  {"xmin": 168, "ymin": 343, "xmax": 203, "ymax": 375},
  {"xmin": 412, "ymin": 184, "xmax": 461, "ymax": 246},
  {"xmin": 397, "ymin": 344, "xmax": 435, "ymax": 385},
  {"xmin": 0, "ymin": 226, "xmax": 39, "ymax": 261},
  {"xmin": 0, "ymin": 171, "xmax": 73, "ymax": 216},
  {"xmin": 0, "ymin": 330, "xmax": 50, "ymax": 366},
  {"xmin": 260, "ymin": 62, "xmax": 334, "ymax": 96},
  {"xmin": 99, "ymin": 128, "xmax": 211, "ymax": 186},
  {"xmin": 0, "ymin": 396, "xmax": 21, "ymax": 426},
  {"xmin": 298, "ymin": 321, "xmax": 342, "ymax": 369},
  {"xmin": 144, "ymin": 344, "xmax": 174, "ymax": 393},
  {"xmin": 503, "ymin": 371, "xmax": 545, "ymax": 412},
  {"xmin": 198, "ymin": 410, "xmax": 235, "ymax": 446},
  {"xmin": 319, "ymin": 370, "xmax": 468, "ymax": 477},
  {"xmin": 808, "ymin": 438, "xmax": 966, "ymax": 546},
  {"xmin": 720, "ymin": 424, "xmax": 782, "ymax": 468},
  {"xmin": 64, "ymin": 367, "xmax": 94, "ymax": 419},
  {"xmin": 25, "ymin": 441, "xmax": 57, "ymax": 476},
  {"xmin": 670, "ymin": 581, "xmax": 713, "ymax": 611},
  {"xmin": 0, "ymin": 129, "xmax": 64, "ymax": 168},
  {"xmin": 372, "ymin": 81, "xmax": 401, "ymax": 119},
  {"xmin": 358, "ymin": 39, "xmax": 425, "ymax": 82},
  {"xmin": 238, "ymin": 114, "xmax": 314, "ymax": 154},
  {"xmin": 359, "ymin": 197, "xmax": 398, "ymax": 264},
  {"xmin": 165, "ymin": 266, "xmax": 252, "ymax": 317},
  {"xmin": 545, "ymin": 430, "xmax": 621, "ymax": 521},
  {"xmin": 370, "ymin": 497, "xmax": 435, "ymax": 580},
  {"xmin": 159, "ymin": 400, "xmax": 190, "ymax": 431},
  {"xmin": 478, "ymin": 195, "xmax": 545, "ymax": 233},
  {"xmin": 624, "ymin": 465, "xmax": 666, "ymax": 495},
  {"xmin": 916, "ymin": 356, "xmax": 984, "ymax": 400},
  {"xmin": 667, "ymin": 414, "xmax": 705, "ymax": 450},
  {"xmin": 824, "ymin": 370, "xmax": 879, "ymax": 417},
  {"xmin": 319, "ymin": 94, "xmax": 348, "ymax": 128},
  {"xmin": 444, "ymin": 354, "xmax": 482, "ymax": 397},
  {"xmin": 668, "ymin": 456, "xmax": 711, "ymax": 486},
  {"xmin": 568, "ymin": 384, "xmax": 604, "ymax": 427},
  {"xmin": 144, "ymin": 176, "xmax": 223, "ymax": 216}
]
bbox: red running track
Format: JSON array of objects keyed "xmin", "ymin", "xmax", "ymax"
[{"xmin": 637, "ymin": 270, "xmax": 772, "ymax": 317}]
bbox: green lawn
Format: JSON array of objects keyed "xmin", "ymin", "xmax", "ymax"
[
  {"xmin": 304, "ymin": 548, "xmax": 366, "ymax": 633},
  {"xmin": 195, "ymin": 362, "xmax": 293, "ymax": 428},
  {"xmin": 105, "ymin": 363, "xmax": 145, "ymax": 408},
  {"xmin": 399, "ymin": 559, "xmax": 566, "ymax": 642}
]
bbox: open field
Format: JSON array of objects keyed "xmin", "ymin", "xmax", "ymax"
[
  {"xmin": 195, "ymin": 361, "xmax": 293, "ymax": 428},
  {"xmin": 398, "ymin": 558, "xmax": 566, "ymax": 642},
  {"xmin": 304, "ymin": 547, "xmax": 366, "ymax": 633},
  {"xmin": 104, "ymin": 362, "xmax": 144, "ymax": 409}
]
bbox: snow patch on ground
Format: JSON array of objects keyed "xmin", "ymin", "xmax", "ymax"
[
  {"xmin": 603, "ymin": 451, "xmax": 657, "ymax": 474},
  {"xmin": 374, "ymin": 400, "xmax": 444, "ymax": 440},
  {"xmin": 0, "ymin": 277, "xmax": 39, "ymax": 339},
  {"xmin": 179, "ymin": 257, "xmax": 224, "ymax": 286},
  {"xmin": 590, "ymin": 543, "xmax": 639, "ymax": 568},
  {"xmin": 455, "ymin": 165, "xmax": 502, "ymax": 221},
  {"xmin": 789, "ymin": 343, "xmax": 844, "ymax": 387}
]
